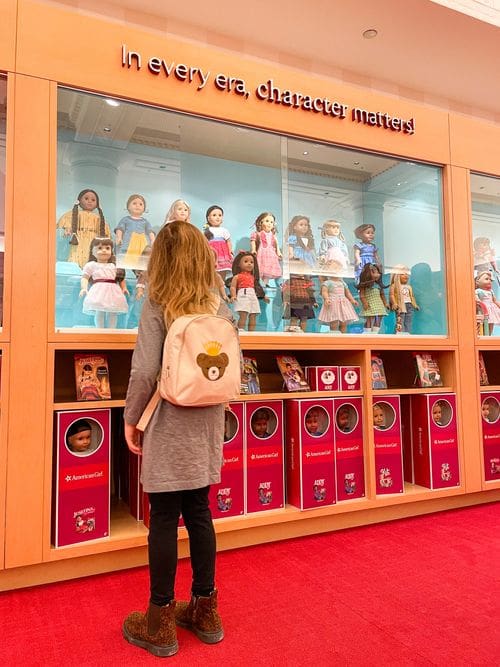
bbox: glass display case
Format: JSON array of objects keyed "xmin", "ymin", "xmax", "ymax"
[
  {"xmin": 56, "ymin": 87, "xmax": 447, "ymax": 335},
  {"xmin": 471, "ymin": 173, "xmax": 500, "ymax": 337}
]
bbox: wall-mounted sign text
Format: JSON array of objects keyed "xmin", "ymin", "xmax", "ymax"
[{"xmin": 121, "ymin": 45, "xmax": 415, "ymax": 135}]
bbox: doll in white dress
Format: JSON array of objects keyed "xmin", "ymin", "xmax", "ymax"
[{"xmin": 79, "ymin": 237, "xmax": 129, "ymax": 328}]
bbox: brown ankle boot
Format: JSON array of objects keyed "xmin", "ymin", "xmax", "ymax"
[
  {"xmin": 175, "ymin": 589, "xmax": 224, "ymax": 644},
  {"xmin": 123, "ymin": 601, "xmax": 178, "ymax": 657}
]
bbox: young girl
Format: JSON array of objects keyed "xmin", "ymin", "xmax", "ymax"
[
  {"xmin": 389, "ymin": 265, "xmax": 420, "ymax": 334},
  {"xmin": 250, "ymin": 212, "xmax": 282, "ymax": 286},
  {"xmin": 123, "ymin": 221, "xmax": 232, "ymax": 657},
  {"xmin": 318, "ymin": 276, "xmax": 358, "ymax": 333},
  {"xmin": 357, "ymin": 263, "xmax": 389, "ymax": 333},
  {"xmin": 115, "ymin": 194, "xmax": 155, "ymax": 268},
  {"xmin": 57, "ymin": 189, "xmax": 110, "ymax": 268},
  {"xmin": 287, "ymin": 215, "xmax": 316, "ymax": 268},
  {"xmin": 353, "ymin": 223, "xmax": 381, "ymax": 284},
  {"xmin": 204, "ymin": 205, "xmax": 233, "ymax": 278},
  {"xmin": 475, "ymin": 270, "xmax": 500, "ymax": 335},
  {"xmin": 282, "ymin": 273, "xmax": 317, "ymax": 332},
  {"xmin": 318, "ymin": 220, "xmax": 349, "ymax": 273},
  {"xmin": 79, "ymin": 237, "xmax": 129, "ymax": 328},
  {"xmin": 230, "ymin": 251, "xmax": 268, "ymax": 331},
  {"xmin": 163, "ymin": 199, "xmax": 191, "ymax": 225}
]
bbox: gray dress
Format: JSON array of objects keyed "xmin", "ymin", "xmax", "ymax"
[{"xmin": 124, "ymin": 298, "xmax": 235, "ymax": 493}]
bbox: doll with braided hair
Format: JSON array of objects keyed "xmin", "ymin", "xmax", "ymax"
[{"xmin": 57, "ymin": 189, "xmax": 110, "ymax": 268}]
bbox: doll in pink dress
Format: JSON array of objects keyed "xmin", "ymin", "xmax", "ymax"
[
  {"xmin": 250, "ymin": 212, "xmax": 282, "ymax": 286},
  {"xmin": 318, "ymin": 276, "xmax": 358, "ymax": 333},
  {"xmin": 204, "ymin": 205, "xmax": 233, "ymax": 279},
  {"xmin": 475, "ymin": 270, "xmax": 500, "ymax": 335},
  {"xmin": 79, "ymin": 237, "xmax": 129, "ymax": 328}
]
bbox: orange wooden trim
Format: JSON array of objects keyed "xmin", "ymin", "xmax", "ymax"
[{"xmin": 0, "ymin": 0, "xmax": 17, "ymax": 73}]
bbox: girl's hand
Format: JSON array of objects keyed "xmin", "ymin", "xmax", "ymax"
[
  {"xmin": 79, "ymin": 288, "xmax": 88, "ymax": 298},
  {"xmin": 351, "ymin": 299, "xmax": 359, "ymax": 307},
  {"xmin": 125, "ymin": 422, "xmax": 142, "ymax": 455},
  {"xmin": 122, "ymin": 287, "xmax": 130, "ymax": 296},
  {"xmin": 264, "ymin": 296, "xmax": 270, "ymax": 303}
]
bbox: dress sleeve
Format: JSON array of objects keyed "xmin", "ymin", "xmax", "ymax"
[
  {"xmin": 115, "ymin": 217, "xmax": 127, "ymax": 233},
  {"xmin": 124, "ymin": 299, "xmax": 166, "ymax": 425},
  {"xmin": 81, "ymin": 261, "xmax": 94, "ymax": 279}
]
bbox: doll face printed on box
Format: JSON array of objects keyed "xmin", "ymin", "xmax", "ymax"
[
  {"xmin": 65, "ymin": 418, "xmax": 103, "ymax": 457},
  {"xmin": 224, "ymin": 410, "xmax": 238, "ymax": 442},
  {"xmin": 335, "ymin": 403, "xmax": 357, "ymax": 434},
  {"xmin": 304, "ymin": 406, "xmax": 329, "ymax": 437},
  {"xmin": 250, "ymin": 407, "xmax": 277, "ymax": 439},
  {"xmin": 372, "ymin": 402, "xmax": 395, "ymax": 431},
  {"xmin": 431, "ymin": 400, "xmax": 452, "ymax": 427},
  {"xmin": 481, "ymin": 397, "xmax": 499, "ymax": 424}
]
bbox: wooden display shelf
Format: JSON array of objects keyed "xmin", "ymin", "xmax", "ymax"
[
  {"xmin": 372, "ymin": 386, "xmax": 454, "ymax": 396},
  {"xmin": 479, "ymin": 385, "xmax": 500, "ymax": 392},
  {"xmin": 53, "ymin": 399, "xmax": 126, "ymax": 410}
]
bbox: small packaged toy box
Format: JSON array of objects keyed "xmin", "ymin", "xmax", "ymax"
[
  {"xmin": 304, "ymin": 366, "xmax": 339, "ymax": 391},
  {"xmin": 241, "ymin": 356, "xmax": 261, "ymax": 395},
  {"xmin": 480, "ymin": 391, "xmax": 500, "ymax": 481},
  {"xmin": 74, "ymin": 353, "xmax": 111, "ymax": 401},
  {"xmin": 276, "ymin": 355, "xmax": 310, "ymax": 392},
  {"xmin": 333, "ymin": 397, "xmax": 365, "ymax": 501},
  {"xmin": 372, "ymin": 396, "xmax": 404, "ymax": 494},
  {"xmin": 414, "ymin": 353, "xmax": 443, "ymax": 388},
  {"xmin": 339, "ymin": 366, "xmax": 361, "ymax": 391},
  {"xmin": 371, "ymin": 355, "xmax": 387, "ymax": 389}
]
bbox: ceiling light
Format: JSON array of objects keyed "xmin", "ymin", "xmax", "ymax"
[
  {"xmin": 105, "ymin": 98, "xmax": 120, "ymax": 107},
  {"xmin": 354, "ymin": 161, "xmax": 360, "ymax": 165},
  {"xmin": 103, "ymin": 127, "xmax": 112, "ymax": 132},
  {"xmin": 363, "ymin": 29, "xmax": 378, "ymax": 39},
  {"xmin": 303, "ymin": 151, "xmax": 309, "ymax": 155}
]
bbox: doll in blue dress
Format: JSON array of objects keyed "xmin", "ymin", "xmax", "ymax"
[
  {"xmin": 115, "ymin": 194, "xmax": 155, "ymax": 269},
  {"xmin": 353, "ymin": 223, "xmax": 382, "ymax": 284},
  {"xmin": 318, "ymin": 220, "xmax": 349, "ymax": 274},
  {"xmin": 287, "ymin": 215, "xmax": 317, "ymax": 269}
]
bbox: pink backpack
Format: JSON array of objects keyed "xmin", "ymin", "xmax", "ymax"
[
  {"xmin": 160, "ymin": 313, "xmax": 241, "ymax": 406},
  {"xmin": 137, "ymin": 312, "xmax": 240, "ymax": 430}
]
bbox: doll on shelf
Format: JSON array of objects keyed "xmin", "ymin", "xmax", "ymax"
[
  {"xmin": 79, "ymin": 237, "xmax": 129, "ymax": 329},
  {"xmin": 473, "ymin": 237, "xmax": 499, "ymax": 279},
  {"xmin": 475, "ymin": 270, "xmax": 500, "ymax": 335},
  {"xmin": 389, "ymin": 265, "xmax": 420, "ymax": 334},
  {"xmin": 204, "ymin": 205, "xmax": 233, "ymax": 279},
  {"xmin": 357, "ymin": 263, "xmax": 389, "ymax": 334},
  {"xmin": 281, "ymin": 273, "xmax": 318, "ymax": 332},
  {"xmin": 318, "ymin": 220, "xmax": 349, "ymax": 274},
  {"xmin": 229, "ymin": 251, "xmax": 269, "ymax": 331},
  {"xmin": 57, "ymin": 189, "xmax": 110, "ymax": 268},
  {"xmin": 287, "ymin": 215, "xmax": 317, "ymax": 269},
  {"xmin": 115, "ymin": 194, "xmax": 155, "ymax": 269},
  {"xmin": 163, "ymin": 198, "xmax": 191, "ymax": 225},
  {"xmin": 353, "ymin": 223, "xmax": 382, "ymax": 284},
  {"xmin": 250, "ymin": 212, "xmax": 282, "ymax": 287},
  {"xmin": 318, "ymin": 275, "xmax": 358, "ymax": 333}
]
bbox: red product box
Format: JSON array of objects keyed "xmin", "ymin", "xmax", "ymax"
[
  {"xmin": 209, "ymin": 402, "xmax": 245, "ymax": 518},
  {"xmin": 400, "ymin": 395, "xmax": 414, "ymax": 484},
  {"xmin": 339, "ymin": 366, "xmax": 361, "ymax": 391},
  {"xmin": 333, "ymin": 397, "xmax": 365, "ymax": 501},
  {"xmin": 52, "ymin": 409, "xmax": 110, "ymax": 547},
  {"xmin": 411, "ymin": 394, "xmax": 460, "ymax": 489},
  {"xmin": 285, "ymin": 398, "xmax": 336, "ymax": 510},
  {"xmin": 372, "ymin": 396, "xmax": 404, "ymax": 494},
  {"xmin": 245, "ymin": 400, "xmax": 284, "ymax": 513},
  {"xmin": 480, "ymin": 391, "xmax": 500, "ymax": 481},
  {"xmin": 304, "ymin": 366, "xmax": 339, "ymax": 391}
]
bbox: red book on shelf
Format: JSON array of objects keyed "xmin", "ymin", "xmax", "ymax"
[{"xmin": 74, "ymin": 353, "xmax": 112, "ymax": 401}]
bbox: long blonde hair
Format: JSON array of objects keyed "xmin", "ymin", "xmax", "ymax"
[
  {"xmin": 148, "ymin": 220, "xmax": 216, "ymax": 324},
  {"xmin": 164, "ymin": 199, "xmax": 191, "ymax": 224}
]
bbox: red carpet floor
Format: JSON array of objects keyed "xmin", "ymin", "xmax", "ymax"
[{"xmin": 1, "ymin": 502, "xmax": 499, "ymax": 666}]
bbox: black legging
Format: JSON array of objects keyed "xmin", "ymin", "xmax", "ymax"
[{"xmin": 148, "ymin": 486, "xmax": 216, "ymax": 606}]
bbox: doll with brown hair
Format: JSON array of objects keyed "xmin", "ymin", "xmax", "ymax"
[
  {"xmin": 57, "ymin": 189, "xmax": 110, "ymax": 268},
  {"xmin": 164, "ymin": 199, "xmax": 191, "ymax": 225},
  {"xmin": 357, "ymin": 263, "xmax": 389, "ymax": 333},
  {"xmin": 250, "ymin": 212, "xmax": 282, "ymax": 286},
  {"xmin": 287, "ymin": 215, "xmax": 316, "ymax": 269},
  {"xmin": 475, "ymin": 270, "xmax": 500, "ymax": 335},
  {"xmin": 115, "ymin": 194, "xmax": 155, "ymax": 268},
  {"xmin": 389, "ymin": 265, "xmax": 420, "ymax": 334},
  {"xmin": 79, "ymin": 237, "xmax": 129, "ymax": 328},
  {"xmin": 353, "ymin": 223, "xmax": 381, "ymax": 284},
  {"xmin": 204, "ymin": 205, "xmax": 233, "ymax": 279},
  {"xmin": 282, "ymin": 274, "xmax": 318, "ymax": 332},
  {"xmin": 229, "ymin": 251, "xmax": 269, "ymax": 331}
]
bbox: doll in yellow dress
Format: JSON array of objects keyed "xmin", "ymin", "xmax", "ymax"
[{"xmin": 57, "ymin": 189, "xmax": 110, "ymax": 268}]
